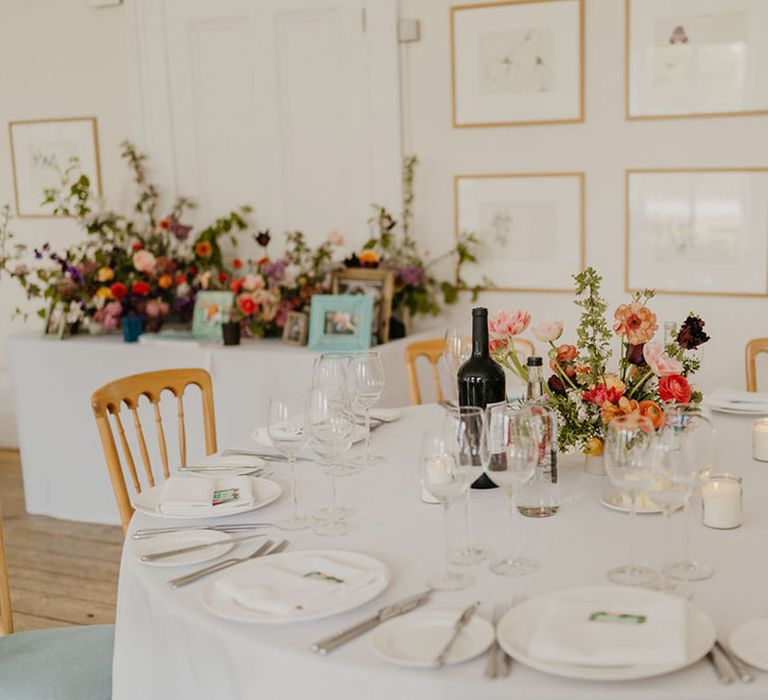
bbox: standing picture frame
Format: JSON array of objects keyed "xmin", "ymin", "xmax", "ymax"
[
  {"xmin": 307, "ymin": 294, "xmax": 374, "ymax": 353},
  {"xmin": 626, "ymin": 0, "xmax": 768, "ymax": 120},
  {"xmin": 454, "ymin": 172, "xmax": 585, "ymax": 292},
  {"xmin": 331, "ymin": 268, "xmax": 395, "ymax": 344},
  {"xmin": 282, "ymin": 311, "xmax": 309, "ymax": 346},
  {"xmin": 192, "ymin": 291, "xmax": 235, "ymax": 340},
  {"xmin": 450, "ymin": 0, "xmax": 584, "ymax": 128},
  {"xmin": 625, "ymin": 167, "xmax": 768, "ymax": 297},
  {"xmin": 8, "ymin": 116, "xmax": 102, "ymax": 217}
]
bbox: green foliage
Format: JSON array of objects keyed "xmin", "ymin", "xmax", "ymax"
[{"xmin": 573, "ymin": 267, "xmax": 612, "ymax": 385}]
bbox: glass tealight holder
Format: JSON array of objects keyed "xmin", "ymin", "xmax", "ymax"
[
  {"xmin": 753, "ymin": 419, "xmax": 768, "ymax": 462},
  {"xmin": 701, "ymin": 474, "xmax": 742, "ymax": 530}
]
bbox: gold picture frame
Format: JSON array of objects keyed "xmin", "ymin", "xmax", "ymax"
[
  {"xmin": 454, "ymin": 171, "xmax": 586, "ymax": 292},
  {"xmin": 331, "ymin": 267, "xmax": 395, "ymax": 344},
  {"xmin": 450, "ymin": 0, "xmax": 585, "ymax": 128},
  {"xmin": 8, "ymin": 116, "xmax": 102, "ymax": 218},
  {"xmin": 625, "ymin": 167, "xmax": 768, "ymax": 297},
  {"xmin": 625, "ymin": 0, "xmax": 768, "ymax": 121},
  {"xmin": 282, "ymin": 311, "xmax": 309, "ymax": 345}
]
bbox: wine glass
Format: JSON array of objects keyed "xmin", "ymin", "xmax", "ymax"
[
  {"xmin": 603, "ymin": 415, "xmax": 657, "ymax": 586},
  {"xmin": 663, "ymin": 405, "xmax": 716, "ymax": 581},
  {"xmin": 305, "ymin": 388, "xmax": 356, "ymax": 536},
  {"xmin": 442, "ymin": 406, "xmax": 490, "ymax": 565},
  {"xmin": 420, "ymin": 430, "xmax": 474, "ymax": 591},
  {"xmin": 484, "ymin": 402, "xmax": 538, "ymax": 576},
  {"xmin": 348, "ymin": 351, "xmax": 385, "ymax": 466},
  {"xmin": 441, "ymin": 328, "xmax": 471, "ymax": 404},
  {"xmin": 267, "ymin": 396, "xmax": 310, "ymax": 530}
]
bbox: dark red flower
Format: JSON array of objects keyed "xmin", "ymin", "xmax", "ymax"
[
  {"xmin": 188, "ymin": 266, "xmax": 197, "ymax": 277},
  {"xmin": 677, "ymin": 315, "xmax": 710, "ymax": 350},
  {"xmin": 131, "ymin": 241, "xmax": 143, "ymax": 252},
  {"xmin": 627, "ymin": 344, "xmax": 647, "ymax": 366},
  {"xmin": 255, "ymin": 230, "xmax": 271, "ymax": 247},
  {"xmin": 548, "ymin": 375, "xmax": 566, "ymax": 396},
  {"xmin": 233, "ymin": 258, "xmax": 243, "ymax": 270},
  {"xmin": 230, "ymin": 279, "xmax": 244, "ymax": 294},
  {"xmin": 110, "ymin": 282, "xmax": 127, "ymax": 299},
  {"xmin": 176, "ymin": 274, "xmax": 187, "ymax": 286},
  {"xmin": 131, "ymin": 281, "xmax": 150, "ymax": 296},
  {"xmin": 217, "ymin": 272, "xmax": 228, "ymax": 283}
]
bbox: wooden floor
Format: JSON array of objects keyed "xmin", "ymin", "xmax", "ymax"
[{"xmin": 0, "ymin": 448, "xmax": 122, "ymax": 631}]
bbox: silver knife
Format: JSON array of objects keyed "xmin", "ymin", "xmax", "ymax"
[
  {"xmin": 716, "ymin": 641, "xmax": 754, "ymax": 683},
  {"xmin": 180, "ymin": 465, "xmax": 267, "ymax": 471},
  {"xmin": 434, "ymin": 603, "xmax": 479, "ymax": 668},
  {"xmin": 140, "ymin": 532, "xmax": 265, "ymax": 562},
  {"xmin": 221, "ymin": 449, "xmax": 311, "ymax": 462},
  {"xmin": 311, "ymin": 590, "xmax": 432, "ymax": 654},
  {"xmin": 707, "ymin": 648, "xmax": 735, "ymax": 684}
]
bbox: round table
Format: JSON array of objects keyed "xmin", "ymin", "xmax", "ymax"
[{"xmin": 112, "ymin": 404, "xmax": 768, "ymax": 699}]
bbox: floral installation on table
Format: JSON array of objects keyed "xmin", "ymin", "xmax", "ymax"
[
  {"xmin": 344, "ymin": 156, "xmax": 486, "ymax": 331},
  {"xmin": 489, "ymin": 267, "xmax": 710, "ymax": 454}
]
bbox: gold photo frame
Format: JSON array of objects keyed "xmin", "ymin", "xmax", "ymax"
[
  {"xmin": 454, "ymin": 172, "xmax": 586, "ymax": 292},
  {"xmin": 282, "ymin": 311, "xmax": 309, "ymax": 345},
  {"xmin": 450, "ymin": 0, "xmax": 585, "ymax": 128},
  {"xmin": 625, "ymin": 167, "xmax": 768, "ymax": 297},
  {"xmin": 331, "ymin": 267, "xmax": 395, "ymax": 344},
  {"xmin": 8, "ymin": 116, "xmax": 102, "ymax": 218}
]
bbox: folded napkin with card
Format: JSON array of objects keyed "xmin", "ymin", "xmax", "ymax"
[
  {"xmin": 157, "ymin": 476, "xmax": 256, "ymax": 516},
  {"xmin": 528, "ymin": 589, "xmax": 687, "ymax": 667},
  {"xmin": 215, "ymin": 554, "xmax": 387, "ymax": 616}
]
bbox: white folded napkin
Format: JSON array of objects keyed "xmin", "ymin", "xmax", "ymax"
[
  {"xmin": 157, "ymin": 476, "xmax": 256, "ymax": 516},
  {"xmin": 215, "ymin": 554, "xmax": 386, "ymax": 616},
  {"xmin": 528, "ymin": 589, "xmax": 687, "ymax": 667}
]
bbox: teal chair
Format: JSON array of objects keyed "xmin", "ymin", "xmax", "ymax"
[{"xmin": 0, "ymin": 509, "xmax": 114, "ymax": 699}]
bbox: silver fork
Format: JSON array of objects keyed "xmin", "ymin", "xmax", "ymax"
[
  {"xmin": 483, "ymin": 603, "xmax": 507, "ymax": 679},
  {"xmin": 167, "ymin": 539, "xmax": 289, "ymax": 588}
]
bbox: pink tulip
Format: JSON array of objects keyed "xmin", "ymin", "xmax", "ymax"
[
  {"xmin": 489, "ymin": 309, "xmax": 531, "ymax": 341},
  {"xmin": 643, "ymin": 342, "xmax": 683, "ymax": 376},
  {"xmin": 532, "ymin": 320, "xmax": 563, "ymax": 343}
]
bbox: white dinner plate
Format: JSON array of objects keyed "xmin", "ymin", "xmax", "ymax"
[
  {"xmin": 497, "ymin": 587, "xmax": 715, "ymax": 681},
  {"xmin": 181, "ymin": 454, "xmax": 265, "ymax": 478},
  {"xmin": 370, "ymin": 609, "xmax": 494, "ymax": 668},
  {"xmin": 369, "ymin": 408, "xmax": 403, "ymax": 423},
  {"xmin": 132, "ymin": 529, "xmax": 235, "ymax": 567},
  {"xmin": 132, "ymin": 477, "xmax": 282, "ymax": 520},
  {"xmin": 599, "ymin": 489, "xmax": 682, "ymax": 515},
  {"xmin": 706, "ymin": 404, "xmax": 768, "ymax": 417},
  {"xmin": 201, "ymin": 549, "xmax": 389, "ymax": 624},
  {"xmin": 729, "ymin": 618, "xmax": 768, "ymax": 672}
]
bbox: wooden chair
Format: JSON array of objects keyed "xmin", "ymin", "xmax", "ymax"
[
  {"xmin": 0, "ymin": 506, "xmax": 114, "ymax": 698},
  {"xmin": 91, "ymin": 368, "xmax": 218, "ymax": 532},
  {"xmin": 746, "ymin": 338, "xmax": 768, "ymax": 391},
  {"xmin": 405, "ymin": 337, "xmax": 536, "ymax": 405}
]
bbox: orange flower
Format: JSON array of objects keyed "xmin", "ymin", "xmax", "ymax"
[
  {"xmin": 638, "ymin": 400, "xmax": 664, "ymax": 429},
  {"xmin": 158, "ymin": 274, "xmax": 173, "ymax": 289},
  {"xmin": 613, "ymin": 302, "xmax": 657, "ymax": 345},
  {"xmin": 601, "ymin": 396, "xmax": 639, "ymax": 423},
  {"xmin": 583, "ymin": 437, "xmax": 603, "ymax": 456},
  {"xmin": 194, "ymin": 241, "xmax": 213, "ymax": 258},
  {"xmin": 359, "ymin": 250, "xmax": 379, "ymax": 265}
]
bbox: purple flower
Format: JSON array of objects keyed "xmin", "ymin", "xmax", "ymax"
[
  {"xmin": 262, "ymin": 258, "xmax": 286, "ymax": 286},
  {"xmin": 168, "ymin": 216, "xmax": 192, "ymax": 241},
  {"xmin": 399, "ymin": 264, "xmax": 422, "ymax": 287}
]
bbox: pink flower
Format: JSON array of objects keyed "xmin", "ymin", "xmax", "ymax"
[
  {"xmin": 326, "ymin": 229, "xmax": 344, "ymax": 247},
  {"xmin": 532, "ymin": 320, "xmax": 563, "ymax": 343},
  {"xmin": 132, "ymin": 250, "xmax": 156, "ymax": 274},
  {"xmin": 145, "ymin": 299, "xmax": 170, "ymax": 318},
  {"xmin": 243, "ymin": 273, "xmax": 265, "ymax": 291},
  {"xmin": 489, "ymin": 309, "xmax": 531, "ymax": 342},
  {"xmin": 643, "ymin": 342, "xmax": 683, "ymax": 377}
]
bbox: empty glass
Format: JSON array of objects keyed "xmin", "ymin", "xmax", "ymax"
[
  {"xmin": 484, "ymin": 403, "xmax": 538, "ymax": 576},
  {"xmin": 441, "ymin": 328, "xmax": 471, "ymax": 403},
  {"xmin": 420, "ymin": 430, "xmax": 474, "ymax": 591},
  {"xmin": 267, "ymin": 396, "xmax": 310, "ymax": 530},
  {"xmin": 603, "ymin": 415, "xmax": 657, "ymax": 586},
  {"xmin": 348, "ymin": 351, "xmax": 386, "ymax": 466}
]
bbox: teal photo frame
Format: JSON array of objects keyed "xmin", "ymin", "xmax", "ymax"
[
  {"xmin": 192, "ymin": 290, "xmax": 234, "ymax": 340},
  {"xmin": 307, "ymin": 294, "xmax": 374, "ymax": 352}
]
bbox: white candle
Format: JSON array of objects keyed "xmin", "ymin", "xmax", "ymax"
[
  {"xmin": 753, "ymin": 419, "xmax": 768, "ymax": 462},
  {"xmin": 701, "ymin": 475, "xmax": 742, "ymax": 529},
  {"xmin": 421, "ymin": 455, "xmax": 449, "ymax": 504}
]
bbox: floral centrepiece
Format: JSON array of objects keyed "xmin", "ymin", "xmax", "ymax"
[{"xmin": 489, "ymin": 267, "xmax": 710, "ymax": 453}]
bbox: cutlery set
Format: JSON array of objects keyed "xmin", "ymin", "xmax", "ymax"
[{"xmin": 707, "ymin": 641, "xmax": 754, "ymax": 684}]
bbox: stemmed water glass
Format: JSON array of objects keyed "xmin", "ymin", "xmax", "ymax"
[
  {"xmin": 267, "ymin": 396, "xmax": 310, "ymax": 530},
  {"xmin": 663, "ymin": 404, "xmax": 716, "ymax": 581},
  {"xmin": 348, "ymin": 351, "xmax": 385, "ymax": 466},
  {"xmin": 442, "ymin": 406, "xmax": 490, "ymax": 565},
  {"xmin": 484, "ymin": 402, "xmax": 538, "ymax": 576},
  {"xmin": 420, "ymin": 429, "xmax": 476, "ymax": 591},
  {"xmin": 441, "ymin": 328, "xmax": 471, "ymax": 404},
  {"xmin": 603, "ymin": 415, "xmax": 657, "ymax": 586},
  {"xmin": 305, "ymin": 387, "xmax": 356, "ymax": 536}
]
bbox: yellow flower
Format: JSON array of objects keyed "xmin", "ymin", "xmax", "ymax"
[
  {"xmin": 95, "ymin": 286, "xmax": 113, "ymax": 299},
  {"xmin": 96, "ymin": 267, "xmax": 114, "ymax": 282},
  {"xmin": 158, "ymin": 274, "xmax": 173, "ymax": 289},
  {"xmin": 359, "ymin": 250, "xmax": 378, "ymax": 265},
  {"xmin": 583, "ymin": 437, "xmax": 603, "ymax": 457}
]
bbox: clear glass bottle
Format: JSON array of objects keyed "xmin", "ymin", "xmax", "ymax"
[
  {"xmin": 516, "ymin": 357, "xmax": 559, "ymax": 517},
  {"xmin": 664, "ymin": 321, "xmax": 677, "ymax": 348}
]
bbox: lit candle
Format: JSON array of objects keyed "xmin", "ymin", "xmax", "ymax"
[
  {"xmin": 753, "ymin": 419, "xmax": 768, "ymax": 462},
  {"xmin": 421, "ymin": 455, "xmax": 450, "ymax": 504},
  {"xmin": 701, "ymin": 474, "xmax": 742, "ymax": 529}
]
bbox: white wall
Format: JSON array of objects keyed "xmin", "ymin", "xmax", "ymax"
[{"xmin": 401, "ymin": 0, "xmax": 768, "ymax": 395}]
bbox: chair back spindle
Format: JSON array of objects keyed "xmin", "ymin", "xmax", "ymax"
[
  {"xmin": 746, "ymin": 338, "xmax": 768, "ymax": 392},
  {"xmin": 0, "ymin": 505, "xmax": 12, "ymax": 636}
]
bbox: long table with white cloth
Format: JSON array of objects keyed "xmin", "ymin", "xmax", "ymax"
[
  {"xmin": 6, "ymin": 331, "xmax": 439, "ymax": 525},
  {"xmin": 113, "ymin": 403, "xmax": 768, "ymax": 699}
]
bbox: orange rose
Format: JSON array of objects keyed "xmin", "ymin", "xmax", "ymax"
[
  {"xmin": 158, "ymin": 274, "xmax": 173, "ymax": 289},
  {"xmin": 638, "ymin": 400, "xmax": 664, "ymax": 429},
  {"xmin": 194, "ymin": 241, "xmax": 213, "ymax": 258}
]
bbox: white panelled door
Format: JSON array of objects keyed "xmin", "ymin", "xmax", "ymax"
[{"xmin": 132, "ymin": 0, "xmax": 401, "ymax": 249}]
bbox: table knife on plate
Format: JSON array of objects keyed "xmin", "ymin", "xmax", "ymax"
[
  {"xmin": 221, "ymin": 449, "xmax": 310, "ymax": 462},
  {"xmin": 311, "ymin": 590, "xmax": 432, "ymax": 654},
  {"xmin": 140, "ymin": 532, "xmax": 265, "ymax": 562},
  {"xmin": 434, "ymin": 603, "xmax": 479, "ymax": 668}
]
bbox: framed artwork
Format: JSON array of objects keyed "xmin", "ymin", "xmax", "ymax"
[
  {"xmin": 282, "ymin": 311, "xmax": 309, "ymax": 345},
  {"xmin": 626, "ymin": 0, "xmax": 768, "ymax": 120},
  {"xmin": 331, "ymin": 267, "xmax": 395, "ymax": 344},
  {"xmin": 450, "ymin": 0, "xmax": 584, "ymax": 128},
  {"xmin": 625, "ymin": 168, "xmax": 768, "ymax": 296},
  {"xmin": 192, "ymin": 291, "xmax": 235, "ymax": 339},
  {"xmin": 454, "ymin": 172, "xmax": 585, "ymax": 291},
  {"xmin": 307, "ymin": 294, "xmax": 373, "ymax": 353},
  {"xmin": 8, "ymin": 117, "xmax": 102, "ymax": 217}
]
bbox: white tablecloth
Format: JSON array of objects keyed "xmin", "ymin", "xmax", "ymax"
[
  {"xmin": 6, "ymin": 331, "xmax": 438, "ymax": 524},
  {"xmin": 113, "ymin": 404, "xmax": 768, "ymax": 699}
]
